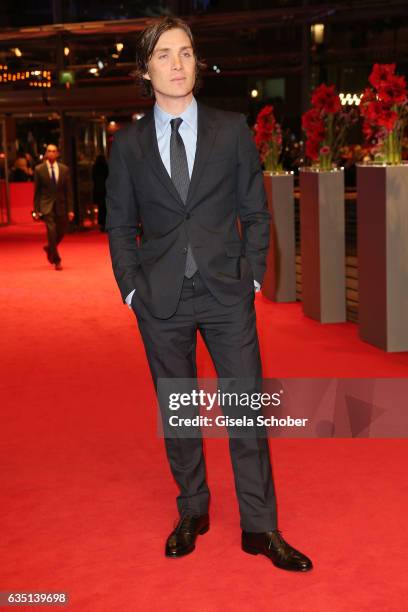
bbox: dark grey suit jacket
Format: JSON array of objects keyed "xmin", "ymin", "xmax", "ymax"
[
  {"xmin": 106, "ymin": 102, "xmax": 270, "ymax": 319},
  {"xmin": 34, "ymin": 162, "xmax": 73, "ymax": 216}
]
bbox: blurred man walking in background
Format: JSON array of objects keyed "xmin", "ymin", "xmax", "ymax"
[{"xmin": 33, "ymin": 144, "xmax": 74, "ymax": 271}]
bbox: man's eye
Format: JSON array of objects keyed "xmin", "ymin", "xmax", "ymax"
[
  {"xmin": 183, "ymin": 52, "xmax": 191, "ymax": 57},
  {"xmin": 158, "ymin": 54, "xmax": 167, "ymax": 60}
]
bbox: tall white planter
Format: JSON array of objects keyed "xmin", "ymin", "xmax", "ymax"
[
  {"xmin": 357, "ymin": 164, "xmax": 408, "ymax": 352},
  {"xmin": 299, "ymin": 168, "xmax": 346, "ymax": 323},
  {"xmin": 262, "ymin": 172, "xmax": 296, "ymax": 302}
]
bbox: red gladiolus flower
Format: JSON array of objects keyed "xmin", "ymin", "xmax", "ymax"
[
  {"xmin": 257, "ymin": 142, "xmax": 270, "ymax": 163},
  {"xmin": 377, "ymin": 108, "xmax": 399, "ymax": 131},
  {"xmin": 365, "ymin": 100, "xmax": 384, "ymax": 122},
  {"xmin": 257, "ymin": 105, "xmax": 274, "ymax": 121},
  {"xmin": 301, "ymin": 108, "xmax": 325, "ymax": 136},
  {"xmin": 254, "ymin": 105, "xmax": 279, "ymax": 145},
  {"xmin": 359, "ymin": 87, "xmax": 377, "ymax": 115},
  {"xmin": 361, "ymin": 63, "xmax": 407, "ymax": 153},
  {"xmin": 256, "ymin": 105, "xmax": 276, "ymax": 132},
  {"xmin": 302, "ymin": 82, "xmax": 348, "ymax": 165},
  {"xmin": 306, "ymin": 138, "xmax": 319, "ymax": 161},
  {"xmin": 362, "ymin": 122, "xmax": 375, "ymax": 143},
  {"xmin": 254, "ymin": 128, "xmax": 272, "ymax": 147},
  {"xmin": 311, "ymin": 83, "xmax": 341, "ymax": 114},
  {"xmin": 253, "ymin": 105, "xmax": 283, "ymax": 168},
  {"xmin": 368, "ymin": 63, "xmax": 396, "ymax": 90},
  {"xmin": 378, "ymin": 74, "xmax": 407, "ymax": 105}
]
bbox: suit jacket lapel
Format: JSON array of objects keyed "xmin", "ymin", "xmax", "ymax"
[
  {"xmin": 186, "ymin": 103, "xmax": 217, "ymax": 207},
  {"xmin": 138, "ymin": 110, "xmax": 184, "ymax": 209},
  {"xmin": 57, "ymin": 163, "xmax": 66, "ymax": 188},
  {"xmin": 42, "ymin": 162, "xmax": 61, "ymax": 188},
  {"xmin": 41, "ymin": 163, "xmax": 52, "ymax": 186}
]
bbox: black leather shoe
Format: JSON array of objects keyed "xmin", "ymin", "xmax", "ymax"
[
  {"xmin": 242, "ymin": 530, "xmax": 313, "ymax": 572},
  {"xmin": 165, "ymin": 513, "xmax": 209, "ymax": 558}
]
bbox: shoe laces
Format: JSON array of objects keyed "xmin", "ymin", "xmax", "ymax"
[
  {"xmin": 174, "ymin": 514, "xmax": 195, "ymax": 534},
  {"xmin": 268, "ymin": 529, "xmax": 287, "ymax": 552},
  {"xmin": 267, "ymin": 530, "xmax": 303, "ymax": 560}
]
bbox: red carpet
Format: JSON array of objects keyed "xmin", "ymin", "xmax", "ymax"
[{"xmin": 1, "ymin": 224, "xmax": 408, "ymax": 611}]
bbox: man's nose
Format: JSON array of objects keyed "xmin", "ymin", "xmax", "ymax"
[{"xmin": 171, "ymin": 55, "xmax": 182, "ymax": 70}]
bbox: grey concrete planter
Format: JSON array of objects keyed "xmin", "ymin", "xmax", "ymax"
[
  {"xmin": 357, "ymin": 164, "xmax": 408, "ymax": 352},
  {"xmin": 262, "ymin": 172, "xmax": 296, "ymax": 302},
  {"xmin": 299, "ymin": 168, "xmax": 346, "ymax": 323}
]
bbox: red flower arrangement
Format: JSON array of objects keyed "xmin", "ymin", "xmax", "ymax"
[
  {"xmin": 301, "ymin": 83, "xmax": 354, "ymax": 170},
  {"xmin": 253, "ymin": 105, "xmax": 283, "ymax": 172},
  {"xmin": 311, "ymin": 83, "xmax": 341, "ymax": 114},
  {"xmin": 360, "ymin": 63, "xmax": 408, "ymax": 164}
]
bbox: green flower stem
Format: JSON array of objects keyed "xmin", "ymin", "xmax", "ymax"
[
  {"xmin": 385, "ymin": 107, "xmax": 402, "ymax": 165},
  {"xmin": 264, "ymin": 140, "xmax": 282, "ymax": 172},
  {"xmin": 318, "ymin": 114, "xmax": 334, "ymax": 171}
]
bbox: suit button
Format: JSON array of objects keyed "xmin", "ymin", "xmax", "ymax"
[
  {"xmin": 182, "ymin": 247, "xmax": 188, "ymax": 253},
  {"xmin": 185, "ymin": 213, "xmax": 190, "ymax": 219}
]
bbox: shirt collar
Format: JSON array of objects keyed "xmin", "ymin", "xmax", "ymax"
[{"xmin": 154, "ymin": 97, "xmax": 197, "ymax": 137}]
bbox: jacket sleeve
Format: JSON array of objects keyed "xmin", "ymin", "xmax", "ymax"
[
  {"xmin": 33, "ymin": 168, "xmax": 41, "ymax": 214},
  {"xmin": 236, "ymin": 114, "xmax": 270, "ymax": 286},
  {"xmin": 105, "ymin": 135, "xmax": 141, "ymax": 303}
]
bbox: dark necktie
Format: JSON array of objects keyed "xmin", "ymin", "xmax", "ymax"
[
  {"xmin": 50, "ymin": 164, "xmax": 57, "ymax": 186},
  {"xmin": 170, "ymin": 118, "xmax": 197, "ymax": 279}
]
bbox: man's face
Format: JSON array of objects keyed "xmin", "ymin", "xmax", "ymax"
[
  {"xmin": 15, "ymin": 158, "xmax": 28, "ymax": 171},
  {"xmin": 46, "ymin": 146, "xmax": 58, "ymax": 163},
  {"xmin": 144, "ymin": 27, "xmax": 196, "ymax": 101}
]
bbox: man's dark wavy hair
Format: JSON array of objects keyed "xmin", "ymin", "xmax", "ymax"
[{"xmin": 135, "ymin": 16, "xmax": 206, "ymax": 98}]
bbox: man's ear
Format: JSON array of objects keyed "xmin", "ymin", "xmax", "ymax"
[{"xmin": 143, "ymin": 72, "xmax": 151, "ymax": 81}]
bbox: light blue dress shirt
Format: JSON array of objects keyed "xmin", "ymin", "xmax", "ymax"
[
  {"xmin": 126, "ymin": 97, "xmax": 260, "ymax": 308},
  {"xmin": 155, "ymin": 96, "xmax": 197, "ymax": 179}
]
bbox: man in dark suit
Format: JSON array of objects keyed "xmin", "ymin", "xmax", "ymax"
[
  {"xmin": 106, "ymin": 17, "xmax": 312, "ymax": 571},
  {"xmin": 34, "ymin": 144, "xmax": 74, "ymax": 271}
]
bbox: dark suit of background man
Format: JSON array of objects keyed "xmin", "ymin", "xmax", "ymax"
[
  {"xmin": 106, "ymin": 17, "xmax": 312, "ymax": 572},
  {"xmin": 34, "ymin": 144, "xmax": 74, "ymax": 271}
]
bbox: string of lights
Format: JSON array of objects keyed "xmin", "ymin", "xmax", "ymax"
[{"xmin": 0, "ymin": 65, "xmax": 51, "ymax": 87}]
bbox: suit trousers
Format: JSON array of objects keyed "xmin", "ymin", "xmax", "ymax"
[
  {"xmin": 42, "ymin": 210, "xmax": 67, "ymax": 264},
  {"xmin": 132, "ymin": 271, "xmax": 277, "ymax": 532}
]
